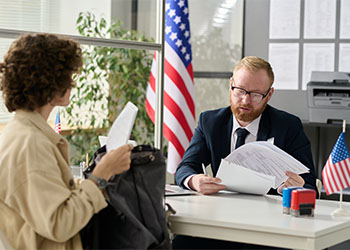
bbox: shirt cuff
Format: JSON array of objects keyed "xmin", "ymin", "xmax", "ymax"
[{"xmin": 183, "ymin": 174, "xmax": 196, "ymax": 190}]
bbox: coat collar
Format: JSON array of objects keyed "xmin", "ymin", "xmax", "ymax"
[
  {"xmin": 222, "ymin": 107, "xmax": 233, "ymax": 158},
  {"xmin": 257, "ymin": 105, "xmax": 271, "ymax": 141},
  {"xmin": 15, "ymin": 109, "xmax": 65, "ymax": 146}
]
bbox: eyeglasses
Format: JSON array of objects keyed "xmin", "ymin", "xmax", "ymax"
[{"xmin": 230, "ymin": 78, "xmax": 271, "ymax": 103}]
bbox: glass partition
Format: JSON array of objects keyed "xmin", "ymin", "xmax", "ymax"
[
  {"xmin": 195, "ymin": 78, "xmax": 230, "ymax": 119},
  {"xmin": 190, "ymin": 0, "xmax": 244, "ymax": 72},
  {"xmin": 0, "ymin": 0, "xmax": 157, "ymax": 41}
]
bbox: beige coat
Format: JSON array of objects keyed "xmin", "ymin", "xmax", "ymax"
[{"xmin": 0, "ymin": 110, "xmax": 107, "ymax": 249}]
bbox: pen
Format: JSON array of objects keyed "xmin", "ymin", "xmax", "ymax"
[{"xmin": 202, "ymin": 163, "xmax": 207, "ymax": 175}]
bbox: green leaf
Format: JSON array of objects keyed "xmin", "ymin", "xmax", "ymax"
[{"xmin": 122, "ymin": 64, "xmax": 128, "ymax": 73}]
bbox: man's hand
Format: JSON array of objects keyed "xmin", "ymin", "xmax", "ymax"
[
  {"xmin": 188, "ymin": 174, "xmax": 226, "ymax": 195},
  {"xmin": 277, "ymin": 171, "xmax": 305, "ymax": 194}
]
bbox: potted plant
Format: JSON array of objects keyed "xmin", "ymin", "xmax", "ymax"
[{"xmin": 64, "ymin": 12, "xmax": 154, "ymax": 164}]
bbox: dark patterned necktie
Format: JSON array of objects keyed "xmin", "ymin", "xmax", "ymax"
[{"xmin": 235, "ymin": 128, "xmax": 249, "ymax": 149}]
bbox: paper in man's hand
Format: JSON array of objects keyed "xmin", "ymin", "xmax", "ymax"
[
  {"xmin": 216, "ymin": 159, "xmax": 275, "ymax": 195},
  {"xmin": 225, "ymin": 141, "xmax": 309, "ymax": 189}
]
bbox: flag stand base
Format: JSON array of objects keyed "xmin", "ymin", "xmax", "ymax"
[{"xmin": 331, "ymin": 208, "xmax": 350, "ymax": 217}]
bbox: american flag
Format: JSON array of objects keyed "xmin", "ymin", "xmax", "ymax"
[
  {"xmin": 322, "ymin": 132, "xmax": 350, "ymax": 195},
  {"xmin": 54, "ymin": 111, "xmax": 61, "ymax": 134},
  {"xmin": 145, "ymin": 0, "xmax": 195, "ymax": 173}
]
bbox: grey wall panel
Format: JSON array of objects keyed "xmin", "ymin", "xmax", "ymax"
[
  {"xmin": 243, "ymin": 0, "xmax": 349, "ymax": 185},
  {"xmin": 244, "ymin": 0, "xmax": 269, "ymax": 60},
  {"xmin": 244, "ymin": 0, "xmax": 309, "ymax": 120}
]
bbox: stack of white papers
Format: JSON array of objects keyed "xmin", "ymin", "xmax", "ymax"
[
  {"xmin": 165, "ymin": 184, "xmax": 197, "ymax": 196},
  {"xmin": 216, "ymin": 141, "xmax": 310, "ymax": 195}
]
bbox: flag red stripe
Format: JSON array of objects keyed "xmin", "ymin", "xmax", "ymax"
[
  {"xmin": 148, "ymin": 70, "xmax": 193, "ymax": 142},
  {"xmin": 325, "ymin": 158, "xmax": 335, "ymax": 194},
  {"xmin": 149, "ymin": 72, "xmax": 156, "ymax": 92},
  {"xmin": 164, "ymin": 91, "xmax": 193, "ymax": 141},
  {"xmin": 147, "ymin": 94, "xmax": 190, "ymax": 152},
  {"xmin": 328, "ymin": 160, "xmax": 340, "ymax": 192},
  {"xmin": 334, "ymin": 163, "xmax": 345, "ymax": 189},
  {"xmin": 339, "ymin": 162, "xmax": 350, "ymax": 187},
  {"xmin": 343, "ymin": 159, "xmax": 350, "ymax": 177},
  {"xmin": 325, "ymin": 158, "xmax": 334, "ymax": 193},
  {"xmin": 164, "ymin": 58, "xmax": 195, "ymax": 118},
  {"xmin": 163, "ymin": 123, "xmax": 185, "ymax": 157},
  {"xmin": 187, "ymin": 63, "xmax": 194, "ymax": 81},
  {"xmin": 145, "ymin": 98, "xmax": 155, "ymax": 124},
  {"xmin": 322, "ymin": 170, "xmax": 330, "ymax": 195}
]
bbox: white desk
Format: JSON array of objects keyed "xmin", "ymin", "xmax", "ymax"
[{"xmin": 166, "ymin": 193, "xmax": 350, "ymax": 250}]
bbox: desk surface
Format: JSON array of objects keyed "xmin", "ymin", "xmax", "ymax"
[{"xmin": 166, "ymin": 193, "xmax": 350, "ymax": 250}]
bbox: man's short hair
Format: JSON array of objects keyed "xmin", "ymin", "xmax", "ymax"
[
  {"xmin": 233, "ymin": 56, "xmax": 274, "ymax": 86},
  {"xmin": 0, "ymin": 33, "xmax": 82, "ymax": 112}
]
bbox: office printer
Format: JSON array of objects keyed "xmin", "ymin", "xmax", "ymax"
[{"xmin": 307, "ymin": 71, "xmax": 350, "ymax": 124}]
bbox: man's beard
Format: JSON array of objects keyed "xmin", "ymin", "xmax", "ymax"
[{"xmin": 230, "ymin": 98, "xmax": 268, "ymax": 123}]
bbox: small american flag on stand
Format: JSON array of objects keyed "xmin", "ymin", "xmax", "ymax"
[
  {"xmin": 54, "ymin": 111, "xmax": 61, "ymax": 134},
  {"xmin": 322, "ymin": 132, "xmax": 350, "ymax": 195},
  {"xmin": 145, "ymin": 0, "xmax": 195, "ymax": 174}
]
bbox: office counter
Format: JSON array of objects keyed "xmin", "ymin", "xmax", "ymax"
[{"xmin": 166, "ymin": 193, "xmax": 350, "ymax": 250}]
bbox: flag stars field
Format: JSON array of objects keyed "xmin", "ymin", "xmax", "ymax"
[
  {"xmin": 322, "ymin": 132, "xmax": 350, "ymax": 195},
  {"xmin": 165, "ymin": 26, "xmax": 172, "ymax": 34},
  {"xmin": 170, "ymin": 32, "xmax": 177, "ymax": 41},
  {"xmin": 175, "ymin": 39, "xmax": 182, "ymax": 47},
  {"xmin": 174, "ymin": 16, "xmax": 181, "ymax": 24},
  {"xmin": 168, "ymin": 9, "xmax": 176, "ymax": 17},
  {"xmin": 178, "ymin": 0, "xmax": 185, "ymax": 7}
]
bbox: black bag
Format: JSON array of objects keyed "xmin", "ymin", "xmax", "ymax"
[{"xmin": 80, "ymin": 144, "xmax": 171, "ymax": 249}]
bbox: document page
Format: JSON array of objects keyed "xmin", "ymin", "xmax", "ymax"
[
  {"xmin": 106, "ymin": 102, "xmax": 138, "ymax": 152},
  {"xmin": 165, "ymin": 184, "xmax": 197, "ymax": 196},
  {"xmin": 216, "ymin": 159, "xmax": 275, "ymax": 195},
  {"xmin": 225, "ymin": 141, "xmax": 309, "ymax": 189}
]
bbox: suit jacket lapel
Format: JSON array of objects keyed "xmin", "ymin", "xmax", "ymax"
[
  {"xmin": 215, "ymin": 107, "xmax": 233, "ymax": 159},
  {"xmin": 257, "ymin": 105, "xmax": 271, "ymax": 141},
  {"xmin": 223, "ymin": 111, "xmax": 233, "ymax": 157}
]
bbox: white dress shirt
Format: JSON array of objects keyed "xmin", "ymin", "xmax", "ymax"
[{"xmin": 230, "ymin": 115, "xmax": 261, "ymax": 152}]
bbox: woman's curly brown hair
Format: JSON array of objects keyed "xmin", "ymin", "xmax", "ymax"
[{"xmin": 0, "ymin": 33, "xmax": 82, "ymax": 112}]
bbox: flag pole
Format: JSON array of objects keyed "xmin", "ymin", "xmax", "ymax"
[{"xmin": 331, "ymin": 120, "xmax": 349, "ymax": 217}]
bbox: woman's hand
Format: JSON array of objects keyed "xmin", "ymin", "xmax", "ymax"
[{"xmin": 91, "ymin": 144, "xmax": 133, "ymax": 180}]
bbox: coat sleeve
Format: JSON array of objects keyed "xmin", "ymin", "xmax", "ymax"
[
  {"xmin": 175, "ymin": 113, "xmax": 211, "ymax": 188},
  {"xmin": 6, "ymin": 136, "xmax": 107, "ymax": 243}
]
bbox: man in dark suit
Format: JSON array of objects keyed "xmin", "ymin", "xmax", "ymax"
[
  {"xmin": 173, "ymin": 56, "xmax": 317, "ymax": 249},
  {"xmin": 175, "ymin": 56, "xmax": 317, "ymax": 195}
]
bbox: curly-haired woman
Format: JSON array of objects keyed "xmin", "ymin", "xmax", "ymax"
[{"xmin": 0, "ymin": 33, "xmax": 133, "ymax": 249}]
